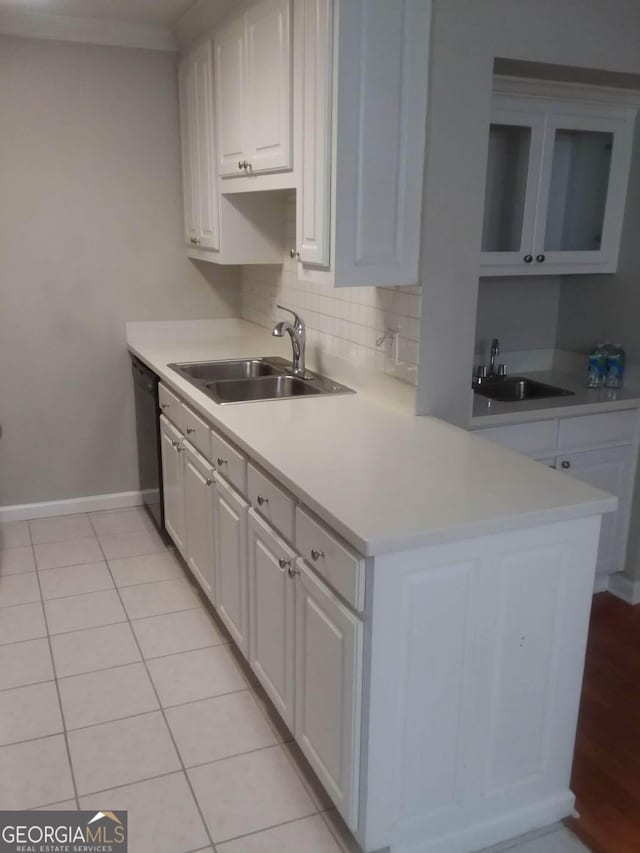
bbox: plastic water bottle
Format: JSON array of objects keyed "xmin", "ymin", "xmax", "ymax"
[
  {"xmin": 605, "ymin": 343, "xmax": 626, "ymax": 389},
  {"xmin": 587, "ymin": 343, "xmax": 607, "ymax": 389}
]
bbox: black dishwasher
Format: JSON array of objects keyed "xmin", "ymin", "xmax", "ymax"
[{"xmin": 131, "ymin": 355, "xmax": 165, "ymax": 533}]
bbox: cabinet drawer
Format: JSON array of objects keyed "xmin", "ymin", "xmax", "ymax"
[
  {"xmin": 248, "ymin": 464, "xmax": 295, "ymax": 542},
  {"xmin": 211, "ymin": 429, "xmax": 247, "ymax": 495},
  {"xmin": 159, "ymin": 384, "xmax": 184, "ymax": 432},
  {"xmin": 475, "ymin": 420, "xmax": 557, "ymax": 456},
  {"xmin": 295, "ymin": 508, "xmax": 365, "ymax": 611},
  {"xmin": 557, "ymin": 409, "xmax": 638, "ymax": 450},
  {"xmin": 182, "ymin": 404, "xmax": 212, "ymax": 461}
]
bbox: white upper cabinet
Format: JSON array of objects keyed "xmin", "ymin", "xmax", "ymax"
[
  {"xmin": 481, "ymin": 79, "xmax": 638, "ymax": 277},
  {"xmin": 179, "ymin": 42, "xmax": 219, "ymax": 251},
  {"xmin": 295, "ymin": 0, "xmax": 431, "ymax": 287},
  {"xmin": 215, "ymin": 0, "xmax": 293, "ymax": 181},
  {"xmin": 179, "ymin": 37, "xmax": 286, "ymax": 265}
]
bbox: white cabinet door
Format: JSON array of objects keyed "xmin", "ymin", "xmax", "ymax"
[
  {"xmin": 215, "ymin": 16, "xmax": 247, "ymax": 177},
  {"xmin": 178, "ymin": 56, "xmax": 198, "ymax": 246},
  {"xmin": 192, "ymin": 41, "xmax": 220, "ymax": 250},
  {"xmin": 213, "ymin": 472, "xmax": 249, "ymax": 657},
  {"xmin": 557, "ymin": 445, "xmax": 635, "ymax": 577},
  {"xmin": 295, "ymin": 559, "xmax": 363, "ymax": 830},
  {"xmin": 297, "ymin": 0, "xmax": 332, "ymax": 266},
  {"xmin": 160, "ymin": 415, "xmax": 186, "ymax": 557},
  {"xmin": 245, "ymin": 0, "xmax": 292, "ymax": 173},
  {"xmin": 179, "ymin": 42, "xmax": 220, "ymax": 250},
  {"xmin": 184, "ymin": 443, "xmax": 215, "ymax": 602},
  {"xmin": 248, "ymin": 510, "xmax": 296, "ymax": 730}
]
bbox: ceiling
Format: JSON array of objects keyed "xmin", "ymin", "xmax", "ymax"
[{"xmin": 0, "ymin": 0, "xmax": 194, "ymax": 26}]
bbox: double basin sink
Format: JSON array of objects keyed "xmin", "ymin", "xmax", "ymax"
[
  {"xmin": 168, "ymin": 357, "xmax": 355, "ymax": 404},
  {"xmin": 474, "ymin": 376, "xmax": 575, "ymax": 403}
]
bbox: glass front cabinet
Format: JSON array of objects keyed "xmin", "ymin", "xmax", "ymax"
[{"xmin": 481, "ymin": 80, "xmax": 638, "ymax": 276}]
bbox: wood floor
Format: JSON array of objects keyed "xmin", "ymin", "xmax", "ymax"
[{"xmin": 566, "ymin": 592, "xmax": 640, "ymax": 853}]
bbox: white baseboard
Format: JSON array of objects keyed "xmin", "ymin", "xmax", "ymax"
[
  {"xmin": 607, "ymin": 572, "xmax": 640, "ymax": 605},
  {"xmin": 593, "ymin": 573, "xmax": 610, "ymax": 594},
  {"xmin": 0, "ymin": 490, "xmax": 148, "ymax": 523}
]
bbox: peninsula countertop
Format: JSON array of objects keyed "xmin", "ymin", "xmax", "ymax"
[{"xmin": 127, "ymin": 319, "xmax": 615, "ymax": 557}]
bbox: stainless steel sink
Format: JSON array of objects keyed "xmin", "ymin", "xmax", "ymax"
[
  {"xmin": 170, "ymin": 358, "xmax": 285, "ymax": 383},
  {"xmin": 474, "ymin": 376, "xmax": 575, "ymax": 403},
  {"xmin": 168, "ymin": 357, "xmax": 355, "ymax": 404}
]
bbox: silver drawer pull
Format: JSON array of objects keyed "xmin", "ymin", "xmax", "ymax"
[
  {"xmin": 171, "ymin": 439, "xmax": 180, "ymax": 448},
  {"xmin": 217, "ymin": 457, "xmax": 227, "ymax": 466},
  {"xmin": 160, "ymin": 402, "xmax": 169, "ymax": 410},
  {"xmin": 186, "ymin": 427, "xmax": 196, "ymax": 434},
  {"xmin": 257, "ymin": 495, "xmax": 269, "ymax": 506},
  {"xmin": 561, "ymin": 460, "xmax": 571, "ymax": 470},
  {"xmin": 311, "ymin": 549, "xmax": 325, "ymax": 561},
  {"xmin": 206, "ymin": 478, "xmax": 214, "ymax": 486},
  {"xmin": 288, "ymin": 565, "xmax": 300, "ymax": 578},
  {"xmin": 278, "ymin": 558, "xmax": 291, "ymax": 572}
]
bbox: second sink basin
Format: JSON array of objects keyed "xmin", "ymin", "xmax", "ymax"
[{"xmin": 475, "ymin": 376, "xmax": 575, "ymax": 403}]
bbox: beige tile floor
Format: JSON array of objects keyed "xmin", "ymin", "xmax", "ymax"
[{"xmin": 0, "ymin": 511, "xmax": 589, "ymax": 853}]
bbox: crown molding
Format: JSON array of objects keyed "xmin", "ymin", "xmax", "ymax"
[{"xmin": 0, "ymin": 8, "xmax": 177, "ymax": 52}]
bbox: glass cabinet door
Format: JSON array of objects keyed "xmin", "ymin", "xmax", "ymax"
[
  {"xmin": 533, "ymin": 112, "xmax": 633, "ymax": 270},
  {"xmin": 480, "ymin": 109, "xmax": 545, "ymax": 268},
  {"xmin": 543, "ymin": 128, "xmax": 612, "ymax": 252}
]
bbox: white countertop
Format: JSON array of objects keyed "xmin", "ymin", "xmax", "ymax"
[
  {"xmin": 127, "ymin": 319, "xmax": 616, "ymax": 557},
  {"xmin": 471, "ymin": 370, "xmax": 640, "ymax": 428}
]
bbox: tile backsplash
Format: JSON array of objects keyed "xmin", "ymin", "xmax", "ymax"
[{"xmin": 239, "ymin": 193, "xmax": 421, "ymax": 385}]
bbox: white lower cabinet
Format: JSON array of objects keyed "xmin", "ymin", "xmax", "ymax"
[
  {"xmin": 557, "ymin": 445, "xmax": 634, "ymax": 577},
  {"xmin": 474, "ymin": 407, "xmax": 640, "ymax": 579},
  {"xmin": 295, "ymin": 558, "xmax": 363, "ymax": 830},
  {"xmin": 213, "ymin": 472, "xmax": 250, "ymax": 657},
  {"xmin": 160, "ymin": 415, "xmax": 186, "ymax": 557},
  {"xmin": 183, "ymin": 443, "xmax": 216, "ymax": 602},
  {"xmin": 248, "ymin": 510, "xmax": 296, "ymax": 729}
]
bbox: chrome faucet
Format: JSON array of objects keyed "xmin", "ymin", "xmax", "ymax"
[
  {"xmin": 272, "ymin": 305, "xmax": 310, "ymax": 378},
  {"xmin": 489, "ymin": 338, "xmax": 500, "ymax": 375}
]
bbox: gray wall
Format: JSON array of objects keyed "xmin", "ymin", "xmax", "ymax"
[
  {"xmin": 0, "ymin": 35, "xmax": 240, "ymax": 508},
  {"xmin": 416, "ymin": 0, "xmax": 640, "ymax": 426},
  {"xmin": 475, "ymin": 277, "xmax": 562, "ymax": 358}
]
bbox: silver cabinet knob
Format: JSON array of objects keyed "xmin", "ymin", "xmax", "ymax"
[
  {"xmin": 160, "ymin": 402, "xmax": 169, "ymax": 410},
  {"xmin": 561, "ymin": 460, "xmax": 571, "ymax": 469},
  {"xmin": 238, "ymin": 160, "xmax": 244, "ymax": 170},
  {"xmin": 278, "ymin": 558, "xmax": 291, "ymax": 572},
  {"xmin": 217, "ymin": 457, "xmax": 227, "ymax": 467},
  {"xmin": 288, "ymin": 565, "xmax": 300, "ymax": 578},
  {"xmin": 171, "ymin": 439, "xmax": 180, "ymax": 448},
  {"xmin": 206, "ymin": 478, "xmax": 214, "ymax": 486},
  {"xmin": 289, "ymin": 249, "xmax": 300, "ymax": 259},
  {"xmin": 257, "ymin": 495, "xmax": 269, "ymax": 506},
  {"xmin": 189, "ymin": 237, "xmax": 200, "ymax": 246},
  {"xmin": 311, "ymin": 549, "xmax": 325, "ymax": 561},
  {"xmin": 186, "ymin": 427, "xmax": 195, "ymax": 435}
]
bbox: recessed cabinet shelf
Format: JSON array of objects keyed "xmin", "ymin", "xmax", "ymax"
[{"xmin": 480, "ymin": 78, "xmax": 638, "ymax": 277}]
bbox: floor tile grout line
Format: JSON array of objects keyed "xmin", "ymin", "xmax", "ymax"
[
  {"xmin": 208, "ymin": 811, "xmax": 329, "ymax": 849},
  {"xmin": 0, "ymin": 676, "xmax": 59, "ymax": 695},
  {"xmin": 31, "ymin": 568, "xmax": 82, "ymax": 812},
  {"xmin": 95, "ymin": 536, "xmax": 220, "ymax": 853}
]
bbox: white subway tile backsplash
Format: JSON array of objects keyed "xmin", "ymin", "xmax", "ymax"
[{"xmin": 240, "ymin": 194, "xmax": 420, "ymax": 385}]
